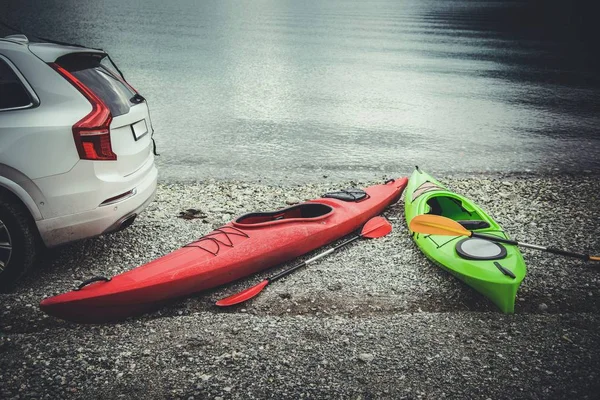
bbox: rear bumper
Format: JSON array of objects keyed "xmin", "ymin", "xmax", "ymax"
[{"xmin": 36, "ymin": 164, "xmax": 157, "ymax": 247}]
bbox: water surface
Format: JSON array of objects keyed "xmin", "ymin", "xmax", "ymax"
[{"xmin": 2, "ymin": 0, "xmax": 599, "ymax": 182}]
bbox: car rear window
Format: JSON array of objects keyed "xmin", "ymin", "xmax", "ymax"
[
  {"xmin": 0, "ymin": 58, "xmax": 32, "ymax": 110},
  {"xmin": 56, "ymin": 53, "xmax": 136, "ymax": 117}
]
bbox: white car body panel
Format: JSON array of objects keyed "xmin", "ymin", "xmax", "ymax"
[
  {"xmin": 35, "ymin": 161, "xmax": 157, "ymax": 247},
  {"xmin": 0, "ymin": 37, "xmax": 158, "ymax": 249}
]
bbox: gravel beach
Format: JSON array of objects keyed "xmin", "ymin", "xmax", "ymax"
[{"xmin": 1, "ymin": 173, "xmax": 599, "ymax": 399}]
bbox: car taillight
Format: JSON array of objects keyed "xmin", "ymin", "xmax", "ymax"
[{"xmin": 49, "ymin": 63, "xmax": 117, "ymax": 161}]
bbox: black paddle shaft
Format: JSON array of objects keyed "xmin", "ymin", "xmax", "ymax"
[
  {"xmin": 269, "ymin": 235, "xmax": 361, "ymax": 283},
  {"xmin": 471, "ymin": 232, "xmax": 518, "ymax": 246},
  {"xmin": 543, "ymin": 247, "xmax": 590, "ymax": 260},
  {"xmin": 472, "ymin": 232, "xmax": 590, "ymax": 261}
]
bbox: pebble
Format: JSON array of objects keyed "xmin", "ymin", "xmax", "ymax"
[
  {"xmin": 285, "ymin": 197, "xmax": 301, "ymax": 205},
  {"xmin": 1, "ymin": 176, "xmax": 599, "ymax": 399}
]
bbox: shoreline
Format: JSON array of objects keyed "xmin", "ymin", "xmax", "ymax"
[
  {"xmin": 1, "ymin": 174, "xmax": 599, "ymax": 399},
  {"xmin": 152, "ymin": 161, "xmax": 600, "ymax": 185}
]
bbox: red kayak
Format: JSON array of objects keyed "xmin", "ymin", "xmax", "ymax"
[{"xmin": 40, "ymin": 178, "xmax": 407, "ymax": 323}]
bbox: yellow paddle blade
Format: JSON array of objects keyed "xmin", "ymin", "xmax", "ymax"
[{"xmin": 409, "ymin": 214, "xmax": 472, "ymax": 237}]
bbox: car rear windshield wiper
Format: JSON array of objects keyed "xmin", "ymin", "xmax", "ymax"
[{"xmin": 130, "ymin": 93, "xmax": 145, "ymax": 104}]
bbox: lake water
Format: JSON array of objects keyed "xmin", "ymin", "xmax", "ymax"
[{"xmin": 2, "ymin": 0, "xmax": 599, "ymax": 182}]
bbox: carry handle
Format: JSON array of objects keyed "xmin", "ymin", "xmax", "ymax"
[{"xmin": 75, "ymin": 276, "xmax": 111, "ymax": 291}]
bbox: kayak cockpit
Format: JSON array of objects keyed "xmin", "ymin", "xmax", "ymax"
[
  {"xmin": 232, "ymin": 203, "xmax": 333, "ymax": 228},
  {"xmin": 426, "ymin": 195, "xmax": 492, "ymax": 230},
  {"xmin": 426, "ymin": 195, "xmax": 482, "ymax": 222}
]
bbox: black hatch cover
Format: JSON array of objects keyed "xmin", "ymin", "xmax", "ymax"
[{"xmin": 322, "ymin": 188, "xmax": 367, "ymax": 202}]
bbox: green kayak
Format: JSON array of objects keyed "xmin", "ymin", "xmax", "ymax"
[{"xmin": 404, "ymin": 168, "xmax": 526, "ymax": 313}]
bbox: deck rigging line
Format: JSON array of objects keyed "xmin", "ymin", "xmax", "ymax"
[{"xmin": 183, "ymin": 226, "xmax": 249, "ymax": 256}]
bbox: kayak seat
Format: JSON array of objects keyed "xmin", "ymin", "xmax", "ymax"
[
  {"xmin": 234, "ymin": 203, "xmax": 333, "ymax": 226},
  {"xmin": 457, "ymin": 220, "xmax": 490, "ymax": 230},
  {"xmin": 426, "ymin": 197, "xmax": 480, "ymax": 221}
]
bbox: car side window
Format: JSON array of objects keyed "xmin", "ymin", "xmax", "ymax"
[{"xmin": 0, "ymin": 58, "xmax": 32, "ymax": 110}]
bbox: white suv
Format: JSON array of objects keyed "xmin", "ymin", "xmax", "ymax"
[{"xmin": 0, "ymin": 35, "xmax": 158, "ymax": 288}]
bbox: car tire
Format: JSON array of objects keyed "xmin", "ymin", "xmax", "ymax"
[{"xmin": 0, "ymin": 193, "xmax": 39, "ymax": 291}]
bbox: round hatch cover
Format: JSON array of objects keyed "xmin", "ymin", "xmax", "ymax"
[
  {"xmin": 456, "ymin": 237, "xmax": 507, "ymax": 260},
  {"xmin": 322, "ymin": 188, "xmax": 367, "ymax": 202}
]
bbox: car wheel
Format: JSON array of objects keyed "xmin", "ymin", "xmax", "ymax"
[{"xmin": 0, "ymin": 193, "xmax": 39, "ymax": 290}]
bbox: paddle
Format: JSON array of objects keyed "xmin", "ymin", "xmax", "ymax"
[
  {"xmin": 216, "ymin": 216, "xmax": 393, "ymax": 307},
  {"xmin": 410, "ymin": 214, "xmax": 600, "ymax": 262}
]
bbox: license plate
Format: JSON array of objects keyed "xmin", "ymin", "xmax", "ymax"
[{"xmin": 131, "ymin": 119, "xmax": 148, "ymax": 141}]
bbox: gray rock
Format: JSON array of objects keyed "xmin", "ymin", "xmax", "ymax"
[
  {"xmin": 285, "ymin": 197, "xmax": 301, "ymax": 205},
  {"xmin": 358, "ymin": 353, "xmax": 375, "ymax": 363}
]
